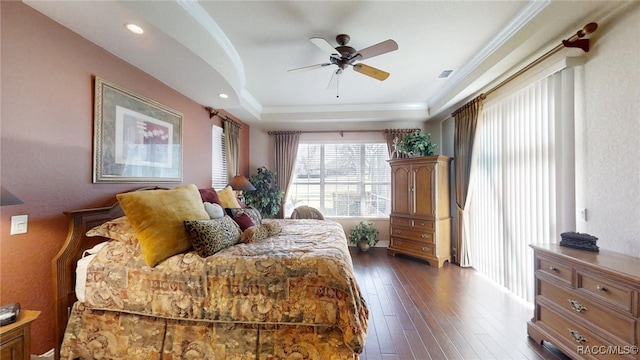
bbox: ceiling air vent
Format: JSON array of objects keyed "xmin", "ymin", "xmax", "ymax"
[{"xmin": 437, "ymin": 69, "xmax": 455, "ymax": 79}]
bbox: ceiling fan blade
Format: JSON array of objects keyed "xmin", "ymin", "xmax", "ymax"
[
  {"xmin": 353, "ymin": 63, "xmax": 390, "ymax": 81},
  {"xmin": 310, "ymin": 37, "xmax": 341, "ymax": 57},
  {"xmin": 287, "ymin": 63, "xmax": 332, "ymax": 72},
  {"xmin": 353, "ymin": 39, "xmax": 398, "ymax": 61}
]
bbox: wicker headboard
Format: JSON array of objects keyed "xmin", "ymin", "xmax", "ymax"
[{"xmin": 51, "ymin": 187, "xmax": 162, "ymax": 360}]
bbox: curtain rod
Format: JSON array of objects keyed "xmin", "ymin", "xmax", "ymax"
[
  {"xmin": 268, "ymin": 129, "xmax": 419, "ymax": 136},
  {"xmin": 483, "ymin": 22, "xmax": 598, "ymax": 98},
  {"xmin": 204, "ymin": 106, "xmax": 242, "ymax": 128}
]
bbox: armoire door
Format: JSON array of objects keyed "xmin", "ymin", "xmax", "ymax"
[
  {"xmin": 411, "ymin": 161, "xmax": 435, "ymax": 218},
  {"xmin": 391, "ymin": 164, "xmax": 411, "ymax": 215}
]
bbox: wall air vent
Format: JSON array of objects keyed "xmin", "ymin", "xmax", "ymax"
[{"xmin": 437, "ymin": 69, "xmax": 455, "ymax": 79}]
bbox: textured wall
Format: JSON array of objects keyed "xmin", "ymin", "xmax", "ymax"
[
  {"xmin": 576, "ymin": 3, "xmax": 640, "ymax": 256},
  {"xmin": 0, "ymin": 2, "xmax": 249, "ymax": 354}
]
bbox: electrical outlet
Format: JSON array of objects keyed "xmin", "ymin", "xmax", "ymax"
[
  {"xmin": 10, "ymin": 215, "xmax": 28, "ymax": 235},
  {"xmin": 578, "ymin": 208, "xmax": 588, "ymax": 222}
]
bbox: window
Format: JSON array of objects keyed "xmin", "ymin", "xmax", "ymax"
[
  {"xmin": 211, "ymin": 125, "xmax": 227, "ymax": 189},
  {"xmin": 288, "ymin": 143, "xmax": 390, "ymax": 217}
]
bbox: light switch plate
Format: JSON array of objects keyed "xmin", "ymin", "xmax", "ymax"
[{"xmin": 10, "ymin": 215, "xmax": 28, "ymax": 235}]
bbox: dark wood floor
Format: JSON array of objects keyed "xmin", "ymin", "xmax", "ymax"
[{"xmin": 349, "ymin": 247, "xmax": 569, "ymax": 360}]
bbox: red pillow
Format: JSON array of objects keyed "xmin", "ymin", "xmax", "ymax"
[
  {"xmin": 199, "ymin": 188, "xmax": 221, "ymax": 205},
  {"xmin": 232, "ymin": 213, "xmax": 255, "ymax": 231}
]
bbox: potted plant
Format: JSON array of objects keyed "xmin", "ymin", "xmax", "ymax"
[
  {"xmin": 349, "ymin": 221, "xmax": 379, "ymax": 252},
  {"xmin": 395, "ymin": 130, "xmax": 437, "ymax": 157},
  {"xmin": 244, "ymin": 166, "xmax": 284, "ymax": 218}
]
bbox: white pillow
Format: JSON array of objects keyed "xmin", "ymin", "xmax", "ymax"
[
  {"xmin": 76, "ymin": 242, "xmax": 106, "ymax": 302},
  {"xmin": 204, "ymin": 202, "xmax": 225, "ymax": 219}
]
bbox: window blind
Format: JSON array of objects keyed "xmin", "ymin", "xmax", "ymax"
[{"xmin": 211, "ymin": 125, "xmax": 227, "ymax": 189}]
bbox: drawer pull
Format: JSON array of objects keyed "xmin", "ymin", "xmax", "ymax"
[
  {"xmin": 394, "ymin": 229, "xmax": 402, "ymax": 235},
  {"xmin": 548, "ymin": 266, "xmax": 558, "ymax": 272},
  {"xmin": 396, "ymin": 240, "xmax": 402, "ymax": 246},
  {"xmin": 595, "ymin": 285, "xmax": 607, "ymax": 292},
  {"xmin": 568, "ymin": 329, "xmax": 588, "ymax": 343},
  {"xmin": 421, "ymin": 246, "xmax": 430, "ymax": 252},
  {"xmin": 568, "ymin": 299, "xmax": 588, "ymax": 313},
  {"xmin": 421, "ymin": 233, "xmax": 429, "ymax": 239}
]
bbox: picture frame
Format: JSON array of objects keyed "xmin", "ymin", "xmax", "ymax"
[{"xmin": 93, "ymin": 76, "xmax": 183, "ymax": 183}]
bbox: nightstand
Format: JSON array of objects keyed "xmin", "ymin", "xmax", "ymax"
[{"xmin": 0, "ymin": 310, "xmax": 40, "ymax": 360}]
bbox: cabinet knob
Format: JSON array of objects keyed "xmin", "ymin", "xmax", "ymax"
[
  {"xmin": 595, "ymin": 285, "xmax": 607, "ymax": 292},
  {"xmin": 568, "ymin": 329, "xmax": 588, "ymax": 343},
  {"xmin": 548, "ymin": 266, "xmax": 558, "ymax": 272},
  {"xmin": 567, "ymin": 299, "xmax": 588, "ymax": 313}
]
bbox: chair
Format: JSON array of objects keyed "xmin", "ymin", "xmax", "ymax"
[{"xmin": 290, "ymin": 205, "xmax": 324, "ymax": 220}]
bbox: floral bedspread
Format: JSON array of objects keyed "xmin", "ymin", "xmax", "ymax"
[{"xmin": 82, "ymin": 219, "xmax": 368, "ymax": 354}]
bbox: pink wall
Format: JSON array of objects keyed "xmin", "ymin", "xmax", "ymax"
[{"xmin": 0, "ymin": 2, "xmax": 249, "ymax": 354}]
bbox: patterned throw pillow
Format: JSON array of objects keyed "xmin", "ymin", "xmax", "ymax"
[
  {"xmin": 86, "ymin": 216, "xmax": 138, "ymax": 247},
  {"xmin": 226, "ymin": 207, "xmax": 262, "ymax": 225},
  {"xmin": 240, "ymin": 220, "xmax": 283, "ymax": 243},
  {"xmin": 184, "ymin": 216, "xmax": 241, "ymax": 257}
]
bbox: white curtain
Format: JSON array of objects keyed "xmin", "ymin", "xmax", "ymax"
[{"xmin": 467, "ymin": 69, "xmax": 576, "ymax": 303}]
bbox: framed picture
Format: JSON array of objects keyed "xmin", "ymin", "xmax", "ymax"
[{"xmin": 93, "ymin": 76, "xmax": 183, "ymax": 183}]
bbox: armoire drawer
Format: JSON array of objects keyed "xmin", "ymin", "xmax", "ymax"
[
  {"xmin": 390, "ymin": 227, "xmax": 434, "ymax": 243},
  {"xmin": 390, "ymin": 238, "xmax": 435, "ymax": 256},
  {"xmin": 390, "ymin": 217, "xmax": 434, "ymax": 231},
  {"xmin": 539, "ymin": 279, "xmax": 636, "ymax": 344}
]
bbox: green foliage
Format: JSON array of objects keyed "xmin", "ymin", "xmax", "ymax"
[
  {"xmin": 244, "ymin": 167, "xmax": 284, "ymax": 218},
  {"xmin": 348, "ymin": 221, "xmax": 379, "ymax": 247},
  {"xmin": 397, "ymin": 130, "xmax": 437, "ymax": 157}
]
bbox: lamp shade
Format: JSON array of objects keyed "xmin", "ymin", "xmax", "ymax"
[
  {"xmin": 1, "ymin": 186, "xmax": 24, "ymax": 206},
  {"xmin": 228, "ymin": 175, "xmax": 256, "ymax": 191}
]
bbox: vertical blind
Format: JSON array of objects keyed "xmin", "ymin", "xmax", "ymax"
[
  {"xmin": 468, "ymin": 69, "xmax": 575, "ymax": 303},
  {"xmin": 211, "ymin": 125, "xmax": 228, "ymax": 189}
]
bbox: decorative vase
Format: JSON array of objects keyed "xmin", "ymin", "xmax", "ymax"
[{"xmin": 357, "ymin": 240, "xmax": 371, "ymax": 252}]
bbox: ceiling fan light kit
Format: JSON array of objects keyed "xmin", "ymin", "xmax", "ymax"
[{"xmin": 289, "ymin": 34, "xmax": 398, "ymax": 96}]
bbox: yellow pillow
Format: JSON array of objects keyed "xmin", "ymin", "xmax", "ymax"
[
  {"xmin": 116, "ymin": 184, "xmax": 209, "ymax": 267},
  {"xmin": 216, "ymin": 185, "xmax": 241, "ymax": 208}
]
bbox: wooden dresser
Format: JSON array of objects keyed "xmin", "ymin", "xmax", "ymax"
[
  {"xmin": 387, "ymin": 156, "xmax": 452, "ymax": 267},
  {"xmin": 528, "ymin": 244, "xmax": 640, "ymax": 359}
]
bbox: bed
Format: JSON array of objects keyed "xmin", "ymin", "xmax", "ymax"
[{"xmin": 52, "ymin": 185, "xmax": 368, "ymax": 359}]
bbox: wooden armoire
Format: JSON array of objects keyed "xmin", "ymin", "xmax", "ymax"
[{"xmin": 387, "ymin": 156, "xmax": 452, "ymax": 267}]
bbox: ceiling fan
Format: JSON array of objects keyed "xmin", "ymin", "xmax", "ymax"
[{"xmin": 288, "ymin": 34, "xmax": 398, "ymax": 94}]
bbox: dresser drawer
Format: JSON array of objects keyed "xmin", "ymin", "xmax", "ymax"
[
  {"xmin": 538, "ymin": 304, "xmax": 636, "ymax": 359},
  {"xmin": 578, "ymin": 272, "xmax": 634, "ymax": 313},
  {"xmin": 390, "ymin": 238, "xmax": 435, "ymax": 256},
  {"xmin": 537, "ymin": 257, "xmax": 573, "ymax": 286},
  {"xmin": 539, "ymin": 279, "xmax": 636, "ymax": 344},
  {"xmin": 390, "ymin": 227, "xmax": 434, "ymax": 243}
]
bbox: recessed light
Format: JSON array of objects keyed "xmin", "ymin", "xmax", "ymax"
[
  {"xmin": 125, "ymin": 23, "xmax": 144, "ymax": 35},
  {"xmin": 218, "ymin": 93, "xmax": 229, "ymax": 99}
]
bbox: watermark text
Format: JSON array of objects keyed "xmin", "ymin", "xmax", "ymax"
[{"xmin": 577, "ymin": 345, "xmax": 638, "ymax": 356}]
